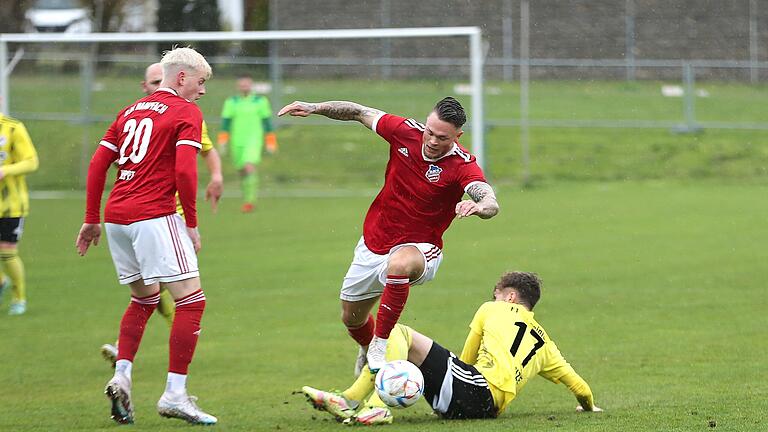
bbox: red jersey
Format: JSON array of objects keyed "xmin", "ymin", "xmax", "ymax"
[
  {"xmin": 364, "ymin": 113, "xmax": 487, "ymax": 254},
  {"xmin": 98, "ymin": 88, "xmax": 202, "ymax": 225}
]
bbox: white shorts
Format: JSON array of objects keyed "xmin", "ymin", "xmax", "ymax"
[
  {"xmin": 340, "ymin": 236, "xmax": 443, "ymax": 302},
  {"xmin": 105, "ymin": 214, "xmax": 199, "ymax": 285}
]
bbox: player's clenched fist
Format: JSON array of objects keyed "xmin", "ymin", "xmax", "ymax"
[{"xmin": 278, "ymin": 101, "xmax": 316, "ymax": 117}]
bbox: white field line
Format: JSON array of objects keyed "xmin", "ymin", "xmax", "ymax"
[{"xmin": 31, "ymin": 189, "xmax": 379, "ymax": 200}]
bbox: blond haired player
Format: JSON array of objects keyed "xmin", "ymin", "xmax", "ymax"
[
  {"xmin": 77, "ymin": 47, "xmax": 217, "ymax": 425},
  {"xmin": 99, "ymin": 62, "xmax": 223, "ymax": 365},
  {"xmin": 303, "ymin": 271, "xmax": 603, "ymax": 425},
  {"xmin": 0, "ymin": 106, "xmax": 39, "ymax": 315}
]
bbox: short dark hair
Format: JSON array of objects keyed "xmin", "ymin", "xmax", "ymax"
[
  {"xmin": 496, "ymin": 271, "xmax": 542, "ymax": 309},
  {"xmin": 433, "ymin": 96, "xmax": 466, "ymax": 128}
]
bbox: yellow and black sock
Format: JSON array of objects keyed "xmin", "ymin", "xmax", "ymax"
[{"xmin": 0, "ymin": 248, "xmax": 25, "ymax": 303}]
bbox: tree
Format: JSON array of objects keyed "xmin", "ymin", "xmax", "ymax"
[
  {"xmin": 84, "ymin": 0, "xmax": 128, "ymax": 33},
  {"xmin": 157, "ymin": 0, "xmax": 221, "ymax": 56},
  {"xmin": 242, "ymin": 0, "xmax": 269, "ymax": 57},
  {"xmin": 0, "ymin": 0, "xmax": 32, "ymax": 33}
]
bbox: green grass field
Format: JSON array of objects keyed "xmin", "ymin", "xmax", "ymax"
[
  {"xmin": 1, "ymin": 182, "xmax": 765, "ymax": 431},
  {"xmin": 2, "ymin": 72, "xmax": 767, "ymax": 430},
  {"xmin": 8, "ymin": 74, "xmax": 768, "ymax": 189}
]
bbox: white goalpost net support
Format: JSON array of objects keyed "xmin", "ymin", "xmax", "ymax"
[{"xmin": 0, "ymin": 27, "xmax": 486, "ymax": 170}]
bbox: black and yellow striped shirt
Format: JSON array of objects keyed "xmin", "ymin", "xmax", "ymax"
[{"xmin": 0, "ymin": 114, "xmax": 39, "ymax": 217}]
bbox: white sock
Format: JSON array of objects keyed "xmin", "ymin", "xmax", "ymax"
[
  {"xmin": 165, "ymin": 372, "xmax": 187, "ymax": 395},
  {"xmin": 115, "ymin": 360, "xmax": 132, "ymax": 379}
]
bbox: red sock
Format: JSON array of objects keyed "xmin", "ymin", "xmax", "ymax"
[
  {"xmin": 375, "ymin": 275, "xmax": 410, "ymax": 339},
  {"xmin": 169, "ymin": 290, "xmax": 206, "ymax": 375},
  {"xmin": 117, "ymin": 292, "xmax": 160, "ymax": 362},
  {"xmin": 347, "ymin": 314, "xmax": 375, "ymax": 346}
]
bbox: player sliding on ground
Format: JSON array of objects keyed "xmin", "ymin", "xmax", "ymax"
[
  {"xmin": 76, "ymin": 47, "xmax": 217, "ymax": 426},
  {"xmin": 303, "ymin": 271, "xmax": 603, "ymax": 425},
  {"xmin": 278, "ymin": 97, "xmax": 499, "ymax": 375}
]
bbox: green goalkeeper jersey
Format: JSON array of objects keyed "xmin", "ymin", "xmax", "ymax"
[{"xmin": 220, "ymin": 94, "xmax": 273, "ymax": 148}]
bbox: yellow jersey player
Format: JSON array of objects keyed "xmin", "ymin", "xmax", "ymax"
[
  {"xmin": 0, "ymin": 111, "xmax": 39, "ymax": 315},
  {"xmin": 302, "ymin": 271, "xmax": 603, "ymax": 425},
  {"xmin": 100, "ymin": 62, "xmax": 222, "ymax": 365}
]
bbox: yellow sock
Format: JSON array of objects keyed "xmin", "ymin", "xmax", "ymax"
[
  {"xmin": 343, "ymin": 367, "xmax": 376, "ymax": 403},
  {"xmin": 157, "ymin": 290, "xmax": 175, "ymax": 327},
  {"xmin": 0, "ymin": 248, "xmax": 25, "ymax": 303},
  {"xmin": 0, "ymin": 269, "xmax": 6, "ymax": 301},
  {"xmin": 342, "ymin": 324, "xmax": 414, "ymax": 405},
  {"xmin": 365, "ymin": 389, "xmax": 389, "ymax": 408},
  {"xmin": 387, "ymin": 324, "xmax": 413, "ymax": 360}
]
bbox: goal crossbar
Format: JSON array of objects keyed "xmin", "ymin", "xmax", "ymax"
[
  {"xmin": 0, "ymin": 27, "xmax": 486, "ymax": 168},
  {"xmin": 0, "ymin": 27, "xmax": 479, "ymax": 43}
]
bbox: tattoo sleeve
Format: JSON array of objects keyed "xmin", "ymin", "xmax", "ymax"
[
  {"xmin": 314, "ymin": 101, "xmax": 382, "ymax": 129},
  {"xmin": 466, "ymin": 182, "xmax": 499, "ymax": 219},
  {"xmin": 315, "ymin": 101, "xmax": 380, "ymax": 121},
  {"xmin": 466, "ymin": 182, "xmax": 493, "ymax": 202}
]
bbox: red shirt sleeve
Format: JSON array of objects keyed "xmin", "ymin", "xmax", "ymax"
[
  {"xmin": 84, "ymin": 144, "xmax": 118, "ymax": 223},
  {"xmin": 99, "ymin": 110, "xmax": 123, "ymax": 154},
  {"xmin": 457, "ymin": 158, "xmax": 487, "ymax": 190},
  {"xmin": 176, "ymin": 104, "xmax": 204, "ymax": 148},
  {"xmin": 372, "ymin": 113, "xmax": 407, "ymax": 145},
  {"xmin": 176, "ymin": 145, "xmax": 198, "ymax": 228}
]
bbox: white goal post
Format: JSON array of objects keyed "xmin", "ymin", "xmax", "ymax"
[{"xmin": 0, "ymin": 27, "xmax": 486, "ymax": 169}]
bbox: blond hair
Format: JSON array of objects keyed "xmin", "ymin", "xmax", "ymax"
[{"xmin": 160, "ymin": 47, "xmax": 212, "ymax": 80}]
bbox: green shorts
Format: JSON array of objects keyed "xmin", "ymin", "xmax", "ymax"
[{"xmin": 231, "ymin": 143, "xmax": 263, "ymax": 169}]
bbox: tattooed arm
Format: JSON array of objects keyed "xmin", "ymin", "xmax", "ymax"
[
  {"xmin": 455, "ymin": 182, "xmax": 499, "ymax": 220},
  {"xmin": 277, "ymin": 100, "xmax": 384, "ymax": 130}
]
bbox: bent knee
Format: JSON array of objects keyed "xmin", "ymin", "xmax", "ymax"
[
  {"xmin": 341, "ymin": 310, "xmax": 367, "ymax": 328},
  {"xmin": 387, "ymin": 247, "xmax": 424, "ymax": 279}
]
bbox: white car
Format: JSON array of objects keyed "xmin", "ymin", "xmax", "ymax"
[{"xmin": 25, "ymin": 0, "xmax": 93, "ymax": 33}]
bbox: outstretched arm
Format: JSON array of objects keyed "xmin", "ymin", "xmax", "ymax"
[
  {"xmin": 539, "ymin": 344, "xmax": 603, "ymax": 413},
  {"xmin": 278, "ymin": 100, "xmax": 384, "ymax": 130},
  {"xmin": 560, "ymin": 373, "xmax": 603, "ymax": 413},
  {"xmin": 455, "ymin": 181, "xmax": 499, "ymax": 219}
]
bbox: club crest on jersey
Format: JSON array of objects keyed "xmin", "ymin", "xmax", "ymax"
[
  {"xmin": 398, "ymin": 147, "xmax": 409, "ymax": 157},
  {"xmin": 425, "ymin": 164, "xmax": 442, "ymax": 182}
]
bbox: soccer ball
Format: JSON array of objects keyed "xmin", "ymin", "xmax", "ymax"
[{"xmin": 374, "ymin": 360, "xmax": 424, "ymax": 408}]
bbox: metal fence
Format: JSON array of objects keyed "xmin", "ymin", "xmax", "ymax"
[
  {"xmin": 3, "ymin": 25, "xmax": 768, "ymax": 187},
  {"xmin": 7, "ymin": 49, "xmax": 768, "ymax": 131}
]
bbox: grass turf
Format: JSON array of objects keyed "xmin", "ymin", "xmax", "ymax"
[
  {"xmin": 7, "ymin": 76, "xmax": 768, "ymax": 189},
  {"xmin": 0, "ymin": 182, "xmax": 765, "ymax": 431}
]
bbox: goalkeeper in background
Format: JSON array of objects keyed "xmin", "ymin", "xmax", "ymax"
[
  {"xmin": 217, "ymin": 74, "xmax": 277, "ymax": 213},
  {"xmin": 0, "ymin": 105, "xmax": 39, "ymax": 316},
  {"xmin": 302, "ymin": 271, "xmax": 603, "ymax": 425},
  {"xmin": 100, "ymin": 62, "xmax": 223, "ymax": 365}
]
